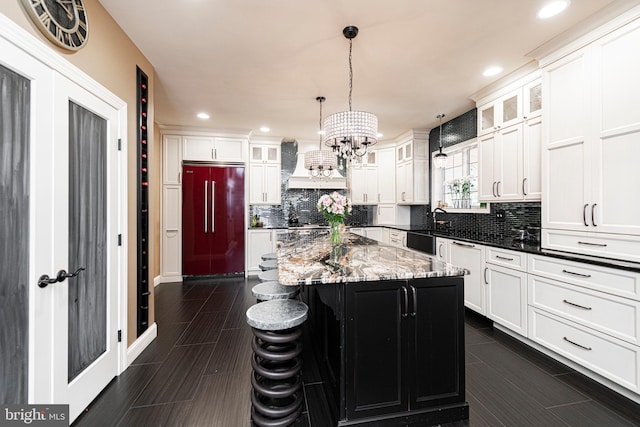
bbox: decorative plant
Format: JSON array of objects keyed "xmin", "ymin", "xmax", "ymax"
[
  {"xmin": 447, "ymin": 176, "xmax": 475, "ymax": 208},
  {"xmin": 317, "ymin": 191, "xmax": 352, "ymax": 245}
]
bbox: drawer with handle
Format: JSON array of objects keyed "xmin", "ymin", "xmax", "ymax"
[
  {"xmin": 528, "ymin": 254, "xmax": 640, "ymax": 300},
  {"xmin": 528, "ymin": 275, "xmax": 640, "ymax": 346},
  {"xmin": 528, "ymin": 307, "xmax": 640, "ymax": 393},
  {"xmin": 486, "ymin": 247, "xmax": 526, "ymax": 270}
]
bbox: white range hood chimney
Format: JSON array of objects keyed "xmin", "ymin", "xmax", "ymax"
[{"xmin": 287, "ymin": 141, "xmax": 346, "ymax": 190}]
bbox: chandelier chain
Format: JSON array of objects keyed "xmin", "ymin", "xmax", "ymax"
[{"xmin": 348, "ymin": 38, "xmax": 353, "ymax": 112}]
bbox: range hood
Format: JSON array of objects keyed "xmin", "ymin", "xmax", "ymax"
[{"xmin": 287, "ymin": 143, "xmax": 346, "ymax": 190}]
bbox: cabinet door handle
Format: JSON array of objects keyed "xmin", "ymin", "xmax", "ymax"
[
  {"xmin": 583, "ymin": 204, "xmax": 589, "ymax": 226},
  {"xmin": 211, "ymin": 181, "xmax": 216, "ymax": 233},
  {"xmin": 563, "ymin": 299, "xmax": 592, "ymax": 310},
  {"xmin": 495, "ymin": 255, "xmax": 514, "ymax": 261},
  {"xmin": 591, "ymin": 203, "xmax": 597, "ymax": 227},
  {"xmin": 438, "ymin": 243, "xmax": 443, "ymax": 258},
  {"xmin": 562, "ymin": 269, "xmax": 591, "ymax": 279},
  {"xmin": 484, "ymin": 267, "xmax": 488, "ymax": 285},
  {"xmin": 563, "ymin": 336, "xmax": 592, "ymax": 351},
  {"xmin": 401, "ymin": 287, "xmax": 409, "ymax": 318},
  {"xmin": 204, "ymin": 181, "xmax": 208, "ymax": 233},
  {"xmin": 522, "ymin": 178, "xmax": 528, "ymax": 196},
  {"xmin": 496, "ymin": 181, "xmax": 501, "ymax": 197},
  {"xmin": 577, "ymin": 241, "xmax": 608, "ymax": 247},
  {"xmin": 178, "ymin": 172, "xmax": 181, "ymax": 184},
  {"xmin": 453, "ymin": 241, "xmax": 475, "ymax": 248},
  {"xmin": 410, "ymin": 286, "xmax": 417, "ymax": 317},
  {"xmin": 492, "ymin": 182, "xmax": 497, "ymax": 197},
  {"xmin": 378, "ymin": 194, "xmax": 380, "ymax": 203}
]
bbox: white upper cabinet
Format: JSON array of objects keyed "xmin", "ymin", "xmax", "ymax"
[
  {"xmin": 183, "ymin": 136, "xmax": 245, "ymax": 162},
  {"xmin": 523, "ymin": 79, "xmax": 543, "ymax": 120},
  {"xmin": 376, "ymin": 147, "xmax": 396, "ymax": 204},
  {"xmin": 249, "ymin": 143, "xmax": 281, "ymax": 205},
  {"xmin": 475, "ymin": 73, "xmax": 542, "ymax": 202},
  {"xmin": 251, "ymin": 144, "xmax": 280, "ymax": 164},
  {"xmin": 395, "ymin": 131, "xmax": 429, "ymax": 204},
  {"xmin": 163, "ymin": 134, "xmax": 182, "ymax": 185},
  {"xmin": 478, "ymin": 89, "xmax": 523, "ymax": 136},
  {"xmin": 540, "ymin": 12, "xmax": 640, "ymax": 261}
]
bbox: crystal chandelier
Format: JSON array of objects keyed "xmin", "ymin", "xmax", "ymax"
[
  {"xmin": 323, "ymin": 26, "xmax": 378, "ymax": 162},
  {"xmin": 304, "ymin": 96, "xmax": 337, "ymax": 177},
  {"xmin": 433, "ymin": 113, "xmax": 448, "ymax": 168}
]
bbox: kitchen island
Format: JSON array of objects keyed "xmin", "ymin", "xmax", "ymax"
[{"xmin": 276, "ymin": 229, "xmax": 469, "ymax": 426}]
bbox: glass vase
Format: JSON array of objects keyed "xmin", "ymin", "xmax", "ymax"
[{"xmin": 329, "ymin": 221, "xmax": 343, "ymax": 246}]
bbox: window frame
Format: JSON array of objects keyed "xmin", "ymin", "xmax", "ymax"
[{"xmin": 431, "ymin": 138, "xmax": 489, "ymax": 214}]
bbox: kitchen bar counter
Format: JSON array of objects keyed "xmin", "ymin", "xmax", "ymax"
[
  {"xmin": 275, "ymin": 229, "xmax": 467, "ymax": 286},
  {"xmin": 274, "ymin": 228, "xmax": 469, "ymax": 426}
]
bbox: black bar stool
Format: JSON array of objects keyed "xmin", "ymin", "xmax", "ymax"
[{"xmin": 246, "ymin": 299, "xmax": 308, "ymax": 427}]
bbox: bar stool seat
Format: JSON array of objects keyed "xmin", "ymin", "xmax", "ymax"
[
  {"xmin": 246, "ymin": 299, "xmax": 308, "ymax": 427},
  {"xmin": 261, "ymin": 252, "xmax": 277, "ymax": 261},
  {"xmin": 258, "ymin": 269, "xmax": 279, "ymax": 282},
  {"xmin": 252, "ymin": 281, "xmax": 299, "ymax": 301},
  {"xmin": 259, "ymin": 259, "xmax": 277, "ymax": 271}
]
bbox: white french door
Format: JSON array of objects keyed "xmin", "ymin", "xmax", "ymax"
[
  {"xmin": 48, "ymin": 73, "xmax": 121, "ymax": 422},
  {"xmin": 0, "ymin": 18, "xmax": 125, "ymax": 424}
]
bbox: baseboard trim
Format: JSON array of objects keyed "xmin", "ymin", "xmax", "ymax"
[
  {"xmin": 126, "ymin": 322, "xmax": 157, "ymax": 365},
  {"xmin": 156, "ymin": 275, "xmax": 183, "ymax": 286}
]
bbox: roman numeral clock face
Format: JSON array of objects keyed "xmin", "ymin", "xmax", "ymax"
[{"xmin": 21, "ymin": 0, "xmax": 89, "ymax": 51}]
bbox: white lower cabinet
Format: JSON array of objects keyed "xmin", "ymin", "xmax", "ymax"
[
  {"xmin": 448, "ymin": 240, "xmax": 486, "ymax": 315},
  {"xmin": 247, "ymin": 229, "xmax": 276, "ymax": 275},
  {"xmin": 527, "ymin": 253, "xmax": 640, "ymax": 396},
  {"xmin": 435, "ymin": 237, "xmax": 449, "ymax": 261},
  {"xmin": 486, "ymin": 263, "xmax": 528, "ymax": 337},
  {"xmin": 529, "ymin": 307, "xmax": 640, "ymax": 393},
  {"xmin": 389, "ymin": 229, "xmax": 407, "ymax": 248}
]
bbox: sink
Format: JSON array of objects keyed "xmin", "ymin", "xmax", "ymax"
[{"xmin": 288, "ymin": 224, "xmax": 329, "ymax": 229}]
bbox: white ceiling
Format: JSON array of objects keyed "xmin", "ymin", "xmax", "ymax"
[{"xmin": 99, "ymin": 0, "xmax": 620, "ymax": 142}]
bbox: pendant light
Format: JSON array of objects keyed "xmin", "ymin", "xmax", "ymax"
[
  {"xmin": 323, "ymin": 26, "xmax": 378, "ymax": 163},
  {"xmin": 304, "ymin": 96, "xmax": 337, "ymax": 177},
  {"xmin": 433, "ymin": 113, "xmax": 448, "ymax": 169}
]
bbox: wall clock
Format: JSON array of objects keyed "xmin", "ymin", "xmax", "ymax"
[{"xmin": 20, "ymin": 0, "xmax": 89, "ymax": 51}]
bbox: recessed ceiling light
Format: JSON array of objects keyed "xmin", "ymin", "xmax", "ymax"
[
  {"xmin": 259, "ymin": 126, "xmax": 270, "ymax": 132},
  {"xmin": 537, "ymin": 0, "xmax": 570, "ymax": 19},
  {"xmin": 317, "ymin": 130, "xmax": 325, "ymax": 135},
  {"xmin": 197, "ymin": 112, "xmax": 210, "ymax": 119},
  {"xmin": 482, "ymin": 66, "xmax": 503, "ymax": 77},
  {"xmin": 377, "ymin": 133, "xmax": 384, "ymax": 138}
]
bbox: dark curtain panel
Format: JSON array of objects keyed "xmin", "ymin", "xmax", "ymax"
[
  {"xmin": 0, "ymin": 65, "xmax": 30, "ymax": 403},
  {"xmin": 68, "ymin": 102, "xmax": 107, "ymax": 382}
]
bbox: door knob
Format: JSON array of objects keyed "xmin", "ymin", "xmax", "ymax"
[{"xmin": 38, "ymin": 267, "xmax": 85, "ymax": 288}]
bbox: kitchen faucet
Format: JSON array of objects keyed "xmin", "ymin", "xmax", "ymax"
[{"xmin": 432, "ymin": 207, "xmax": 447, "ymax": 221}]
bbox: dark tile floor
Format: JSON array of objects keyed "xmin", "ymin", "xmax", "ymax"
[{"xmin": 73, "ymin": 277, "xmax": 640, "ymax": 427}]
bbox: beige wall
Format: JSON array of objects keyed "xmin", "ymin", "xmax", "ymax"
[{"xmin": 1, "ymin": 0, "xmax": 159, "ymax": 346}]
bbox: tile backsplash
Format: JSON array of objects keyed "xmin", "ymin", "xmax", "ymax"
[
  {"xmin": 250, "ymin": 137, "xmax": 540, "ymax": 235},
  {"xmin": 249, "ymin": 141, "xmax": 372, "ymax": 227}
]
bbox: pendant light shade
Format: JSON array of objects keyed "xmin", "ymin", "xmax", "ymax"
[
  {"xmin": 433, "ymin": 113, "xmax": 448, "ymax": 169},
  {"xmin": 304, "ymin": 96, "xmax": 337, "ymax": 177},
  {"xmin": 323, "ymin": 26, "xmax": 378, "ymax": 162}
]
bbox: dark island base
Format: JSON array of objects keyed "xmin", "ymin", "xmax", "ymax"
[
  {"xmin": 335, "ymin": 403, "xmax": 469, "ymax": 426},
  {"xmin": 302, "ymin": 276, "xmax": 469, "ymax": 426}
]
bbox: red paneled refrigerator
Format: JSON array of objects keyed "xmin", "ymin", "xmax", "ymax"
[{"xmin": 182, "ymin": 164, "xmax": 245, "ymax": 275}]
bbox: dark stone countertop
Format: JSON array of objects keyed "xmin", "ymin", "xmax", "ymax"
[{"xmin": 275, "ymin": 229, "xmax": 468, "ymax": 286}]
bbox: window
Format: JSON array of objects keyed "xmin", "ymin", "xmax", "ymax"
[{"xmin": 431, "ymin": 139, "xmax": 487, "ymax": 212}]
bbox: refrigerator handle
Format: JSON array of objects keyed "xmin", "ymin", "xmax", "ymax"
[
  {"xmin": 204, "ymin": 181, "xmax": 208, "ymax": 233},
  {"xmin": 211, "ymin": 181, "xmax": 216, "ymax": 233}
]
